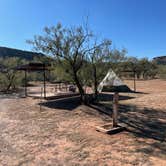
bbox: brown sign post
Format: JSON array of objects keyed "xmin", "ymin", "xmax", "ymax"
[
  {"xmin": 96, "ymin": 69, "xmax": 133, "ymax": 134},
  {"xmin": 113, "ymin": 92, "xmax": 119, "ymax": 127}
]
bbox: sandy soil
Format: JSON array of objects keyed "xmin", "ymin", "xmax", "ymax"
[{"xmin": 0, "ymin": 79, "xmax": 166, "ymax": 166}]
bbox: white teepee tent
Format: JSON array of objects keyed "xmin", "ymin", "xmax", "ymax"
[{"xmin": 98, "ymin": 68, "xmax": 125, "ymax": 93}]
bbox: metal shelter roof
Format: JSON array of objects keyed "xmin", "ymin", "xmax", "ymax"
[{"xmin": 16, "ymin": 62, "xmax": 51, "ymax": 71}]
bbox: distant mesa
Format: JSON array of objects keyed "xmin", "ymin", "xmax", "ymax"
[
  {"xmin": 153, "ymin": 56, "xmax": 166, "ymax": 65},
  {"xmin": 0, "ymin": 46, "xmax": 46, "ymax": 60},
  {"xmin": 1, "ymin": 46, "xmax": 166, "ymax": 66}
]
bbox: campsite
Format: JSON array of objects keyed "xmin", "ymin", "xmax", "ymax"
[
  {"xmin": 1, "ymin": 0, "xmax": 166, "ymax": 165},
  {"xmin": 0, "ymin": 79, "xmax": 166, "ymax": 165}
]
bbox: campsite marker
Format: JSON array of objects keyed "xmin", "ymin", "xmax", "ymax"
[{"xmin": 96, "ymin": 69, "xmax": 132, "ymax": 134}]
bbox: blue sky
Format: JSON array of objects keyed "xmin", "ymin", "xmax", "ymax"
[{"xmin": 0, "ymin": 0, "xmax": 166, "ymax": 59}]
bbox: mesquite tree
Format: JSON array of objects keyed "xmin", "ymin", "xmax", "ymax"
[
  {"xmin": 88, "ymin": 40, "xmax": 111, "ymax": 99},
  {"xmin": 0, "ymin": 57, "xmax": 25, "ymax": 91},
  {"xmin": 28, "ymin": 23, "xmax": 108, "ymax": 102}
]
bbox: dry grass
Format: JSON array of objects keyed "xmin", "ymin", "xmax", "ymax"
[{"xmin": 0, "ymin": 79, "xmax": 166, "ymax": 165}]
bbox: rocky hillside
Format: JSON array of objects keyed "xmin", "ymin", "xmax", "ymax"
[
  {"xmin": 0, "ymin": 46, "xmax": 45, "ymax": 60},
  {"xmin": 153, "ymin": 56, "xmax": 166, "ymax": 65}
]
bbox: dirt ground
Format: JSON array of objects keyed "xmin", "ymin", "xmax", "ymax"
[{"xmin": 0, "ymin": 79, "xmax": 166, "ymax": 166}]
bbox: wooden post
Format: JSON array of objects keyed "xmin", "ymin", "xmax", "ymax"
[
  {"xmin": 113, "ymin": 92, "xmax": 119, "ymax": 127},
  {"xmin": 24, "ymin": 70, "xmax": 27, "ymax": 97}
]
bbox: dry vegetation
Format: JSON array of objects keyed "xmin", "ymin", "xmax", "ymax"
[{"xmin": 0, "ymin": 79, "xmax": 166, "ymax": 165}]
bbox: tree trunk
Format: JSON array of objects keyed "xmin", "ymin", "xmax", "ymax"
[
  {"xmin": 73, "ymin": 70, "xmax": 85, "ymax": 102},
  {"xmin": 5, "ymin": 74, "xmax": 15, "ymax": 92},
  {"xmin": 6, "ymin": 81, "xmax": 12, "ymax": 92},
  {"xmin": 113, "ymin": 92, "xmax": 119, "ymax": 127},
  {"xmin": 93, "ymin": 65, "xmax": 98, "ymax": 100}
]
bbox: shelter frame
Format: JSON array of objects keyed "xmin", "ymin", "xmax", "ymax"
[{"xmin": 16, "ymin": 62, "xmax": 50, "ymax": 98}]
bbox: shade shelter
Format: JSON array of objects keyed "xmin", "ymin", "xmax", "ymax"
[
  {"xmin": 97, "ymin": 69, "xmax": 132, "ymax": 134},
  {"xmin": 16, "ymin": 62, "xmax": 51, "ymax": 98},
  {"xmin": 122, "ymin": 69, "xmax": 137, "ymax": 92}
]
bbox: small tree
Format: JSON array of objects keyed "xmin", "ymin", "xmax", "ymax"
[
  {"xmin": 0, "ymin": 57, "xmax": 25, "ymax": 92},
  {"xmin": 28, "ymin": 23, "xmax": 110, "ymax": 102},
  {"xmin": 88, "ymin": 40, "xmax": 111, "ymax": 99},
  {"xmin": 138, "ymin": 58, "xmax": 157, "ymax": 79}
]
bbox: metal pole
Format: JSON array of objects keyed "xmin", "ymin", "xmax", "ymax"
[
  {"xmin": 40, "ymin": 87, "xmax": 43, "ymax": 111},
  {"xmin": 43, "ymin": 69, "xmax": 46, "ymax": 98},
  {"xmin": 24, "ymin": 70, "xmax": 27, "ymax": 97},
  {"xmin": 134, "ymin": 71, "xmax": 136, "ymax": 92}
]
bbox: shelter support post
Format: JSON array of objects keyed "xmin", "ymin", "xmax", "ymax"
[
  {"xmin": 43, "ymin": 69, "xmax": 46, "ymax": 98},
  {"xmin": 134, "ymin": 71, "xmax": 136, "ymax": 92},
  {"xmin": 113, "ymin": 92, "xmax": 119, "ymax": 127},
  {"xmin": 24, "ymin": 70, "xmax": 27, "ymax": 97}
]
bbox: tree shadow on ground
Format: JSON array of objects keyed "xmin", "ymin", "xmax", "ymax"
[
  {"xmin": 97, "ymin": 93, "xmax": 136, "ymax": 102},
  {"xmin": 40, "ymin": 93, "xmax": 135, "ymax": 111},
  {"xmin": 119, "ymin": 104, "xmax": 166, "ymax": 159},
  {"xmin": 89, "ymin": 102, "xmax": 166, "ymax": 159},
  {"xmin": 119, "ymin": 104, "xmax": 166, "ymax": 142},
  {"xmin": 90, "ymin": 102, "xmax": 166, "ymax": 142},
  {"xmin": 41, "ymin": 96, "xmax": 81, "ymax": 110},
  {"xmin": 40, "ymin": 92, "xmax": 166, "ymax": 159}
]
